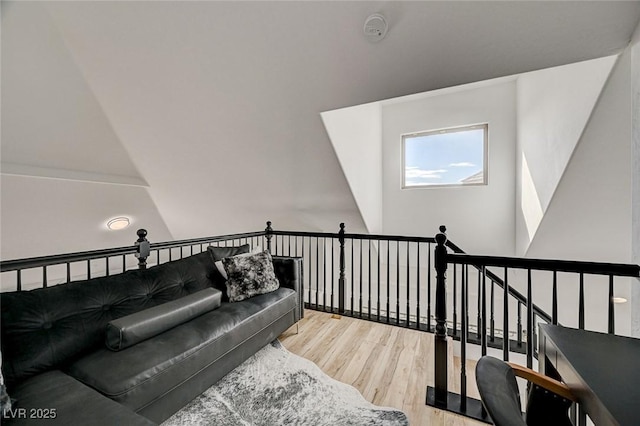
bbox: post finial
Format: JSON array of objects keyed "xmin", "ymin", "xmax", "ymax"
[
  {"xmin": 136, "ymin": 228, "xmax": 148, "ymax": 242},
  {"xmin": 135, "ymin": 229, "xmax": 150, "ymax": 269},
  {"xmin": 436, "ymin": 225, "xmax": 447, "ymax": 246},
  {"xmin": 339, "ymin": 223, "xmax": 345, "ymax": 232}
]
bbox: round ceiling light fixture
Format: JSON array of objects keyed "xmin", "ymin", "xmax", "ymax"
[
  {"xmin": 107, "ymin": 217, "xmax": 130, "ymax": 231},
  {"xmin": 364, "ymin": 13, "xmax": 388, "ymax": 43}
]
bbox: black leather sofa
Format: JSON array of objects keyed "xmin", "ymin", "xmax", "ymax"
[{"xmin": 1, "ymin": 250, "xmax": 303, "ymax": 425}]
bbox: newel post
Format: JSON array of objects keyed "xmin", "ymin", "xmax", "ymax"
[
  {"xmin": 434, "ymin": 225, "xmax": 449, "ymax": 407},
  {"xmin": 135, "ymin": 229, "xmax": 150, "ymax": 270},
  {"xmin": 338, "ymin": 223, "xmax": 346, "ymax": 314},
  {"xmin": 265, "ymin": 221, "xmax": 273, "ymax": 253}
]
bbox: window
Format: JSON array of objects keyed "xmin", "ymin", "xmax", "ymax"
[{"xmin": 402, "ymin": 124, "xmax": 488, "ymax": 188}]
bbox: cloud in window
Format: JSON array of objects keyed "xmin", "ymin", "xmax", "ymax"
[
  {"xmin": 449, "ymin": 162, "xmax": 476, "ymax": 167},
  {"xmin": 405, "ymin": 166, "xmax": 447, "ymax": 180}
]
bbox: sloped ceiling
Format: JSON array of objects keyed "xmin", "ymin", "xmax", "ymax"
[
  {"xmin": 1, "ymin": 1, "xmax": 144, "ymax": 185},
  {"xmin": 3, "ymin": 1, "xmax": 640, "ymax": 250}
]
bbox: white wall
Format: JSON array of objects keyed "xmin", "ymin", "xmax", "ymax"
[
  {"xmin": 321, "ymin": 103, "xmax": 383, "ymax": 234},
  {"xmin": 515, "ymin": 56, "xmax": 617, "ymax": 255},
  {"xmin": 1, "ymin": 2, "xmax": 144, "ymax": 184},
  {"xmin": 524, "ymin": 49, "xmax": 633, "ymax": 335},
  {"xmin": 381, "ymin": 81, "xmax": 517, "ymax": 255},
  {"xmin": 630, "ymin": 19, "xmax": 640, "ymax": 337},
  {"xmin": 0, "ymin": 175, "xmax": 172, "ymax": 261}
]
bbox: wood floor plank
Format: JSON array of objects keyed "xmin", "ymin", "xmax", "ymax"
[
  {"xmin": 402, "ymin": 332, "xmax": 432, "ymax": 423},
  {"xmin": 321, "ymin": 318, "xmax": 375, "ymax": 378},
  {"xmin": 280, "ymin": 310, "xmax": 486, "ymax": 426}
]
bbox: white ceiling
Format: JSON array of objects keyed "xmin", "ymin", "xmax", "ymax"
[{"xmin": 3, "ymin": 1, "xmax": 640, "ymax": 242}]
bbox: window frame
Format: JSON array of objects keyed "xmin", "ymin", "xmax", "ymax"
[{"xmin": 401, "ymin": 123, "xmax": 489, "ymax": 189}]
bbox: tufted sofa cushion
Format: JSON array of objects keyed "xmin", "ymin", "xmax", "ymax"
[
  {"xmin": 67, "ymin": 288, "xmax": 297, "ymax": 413},
  {"xmin": 0, "ymin": 252, "xmax": 220, "ymax": 389}
]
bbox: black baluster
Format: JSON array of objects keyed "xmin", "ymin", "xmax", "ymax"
[
  {"xmin": 416, "ymin": 243, "xmax": 421, "ymax": 330},
  {"xmin": 377, "ymin": 239, "xmax": 381, "ymax": 321},
  {"xmin": 331, "ymin": 237, "xmax": 335, "ymax": 312},
  {"xmin": 307, "ymin": 237, "xmax": 312, "ymax": 308},
  {"xmin": 323, "ymin": 238, "xmax": 327, "ymax": 311},
  {"xmin": 608, "ymin": 275, "xmax": 615, "ymax": 334},
  {"xmin": 453, "ymin": 265, "xmax": 458, "ymax": 336},
  {"xmin": 427, "ymin": 243, "xmax": 432, "ymax": 332},
  {"xmin": 368, "ymin": 240, "xmax": 372, "ymax": 319},
  {"xmin": 460, "ymin": 264, "xmax": 468, "ymax": 410},
  {"xmin": 477, "ymin": 272, "xmax": 482, "ymax": 340},
  {"xmin": 351, "ymin": 239, "xmax": 355, "ymax": 316},
  {"xmin": 359, "ymin": 239, "xmax": 363, "ymax": 318},
  {"xmin": 490, "ymin": 279, "xmax": 495, "ymax": 342},
  {"xmin": 552, "ymin": 271, "xmax": 558, "ymax": 325},
  {"xmin": 527, "ymin": 269, "xmax": 533, "ymax": 369},
  {"xmin": 66, "ymin": 262, "xmax": 71, "ymax": 283},
  {"xmin": 406, "ymin": 242, "xmax": 410, "ymax": 327},
  {"xmin": 517, "ymin": 303, "xmax": 523, "ymax": 347},
  {"xmin": 43, "ymin": 266, "xmax": 48, "ymax": 288},
  {"xmin": 579, "ymin": 273, "xmax": 585, "ymax": 330},
  {"xmin": 503, "ymin": 267, "xmax": 509, "ymax": 361},
  {"xmin": 316, "ymin": 237, "xmax": 320, "ymax": 310},
  {"xmin": 481, "ymin": 266, "xmax": 487, "ymax": 356},
  {"xmin": 17, "ymin": 270, "xmax": 22, "ymax": 291},
  {"xmin": 386, "ymin": 240, "xmax": 391, "ymax": 323},
  {"xmin": 396, "ymin": 241, "xmax": 400, "ymax": 324},
  {"xmin": 338, "ymin": 224, "xmax": 346, "ymax": 315}
]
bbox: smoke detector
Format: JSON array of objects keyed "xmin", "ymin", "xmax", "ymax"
[{"xmin": 363, "ymin": 13, "xmax": 388, "ymax": 42}]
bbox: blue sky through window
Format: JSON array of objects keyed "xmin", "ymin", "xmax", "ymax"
[{"xmin": 403, "ymin": 126, "xmax": 486, "ymax": 187}]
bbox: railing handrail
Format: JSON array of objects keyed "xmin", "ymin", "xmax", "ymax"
[
  {"xmin": 271, "ymin": 229, "xmax": 437, "ymax": 244},
  {"xmin": 449, "ymin": 253, "xmax": 640, "ymax": 277},
  {"xmin": 148, "ymin": 231, "xmax": 266, "ymax": 251},
  {"xmin": 0, "ymin": 246, "xmax": 139, "ymax": 272},
  {"xmin": 0, "ymin": 230, "xmax": 266, "ymax": 272},
  {"xmin": 0, "ymin": 227, "xmax": 437, "ymax": 273},
  {"xmin": 444, "ymin": 239, "xmax": 554, "ymax": 324}
]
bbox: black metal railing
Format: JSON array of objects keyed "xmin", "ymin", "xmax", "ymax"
[
  {"xmin": 2, "ymin": 221, "xmax": 639, "ymax": 424},
  {"xmin": 267, "ymin": 224, "xmax": 439, "ymax": 330},
  {"xmin": 0, "ymin": 229, "xmax": 266, "ymax": 291},
  {"xmin": 425, "ymin": 228, "xmax": 640, "ymax": 423}
]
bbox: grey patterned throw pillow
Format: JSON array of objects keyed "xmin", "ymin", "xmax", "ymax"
[{"xmin": 222, "ymin": 250, "xmax": 280, "ymax": 302}]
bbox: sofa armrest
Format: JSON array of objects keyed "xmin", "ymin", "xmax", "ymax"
[{"xmin": 272, "ymin": 256, "xmax": 303, "ymax": 321}]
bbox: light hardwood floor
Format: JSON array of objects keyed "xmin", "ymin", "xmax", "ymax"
[{"xmin": 279, "ymin": 309, "xmax": 485, "ymax": 426}]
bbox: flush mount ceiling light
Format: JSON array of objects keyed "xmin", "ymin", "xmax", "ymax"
[
  {"xmin": 612, "ymin": 296, "xmax": 627, "ymax": 304},
  {"xmin": 363, "ymin": 13, "xmax": 388, "ymax": 43},
  {"xmin": 107, "ymin": 217, "xmax": 130, "ymax": 231}
]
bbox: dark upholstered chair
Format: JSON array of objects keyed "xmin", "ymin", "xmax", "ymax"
[{"xmin": 476, "ymin": 356, "xmax": 576, "ymax": 426}]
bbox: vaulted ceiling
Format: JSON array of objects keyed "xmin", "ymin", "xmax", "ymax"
[{"xmin": 2, "ymin": 1, "xmax": 640, "ymax": 257}]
